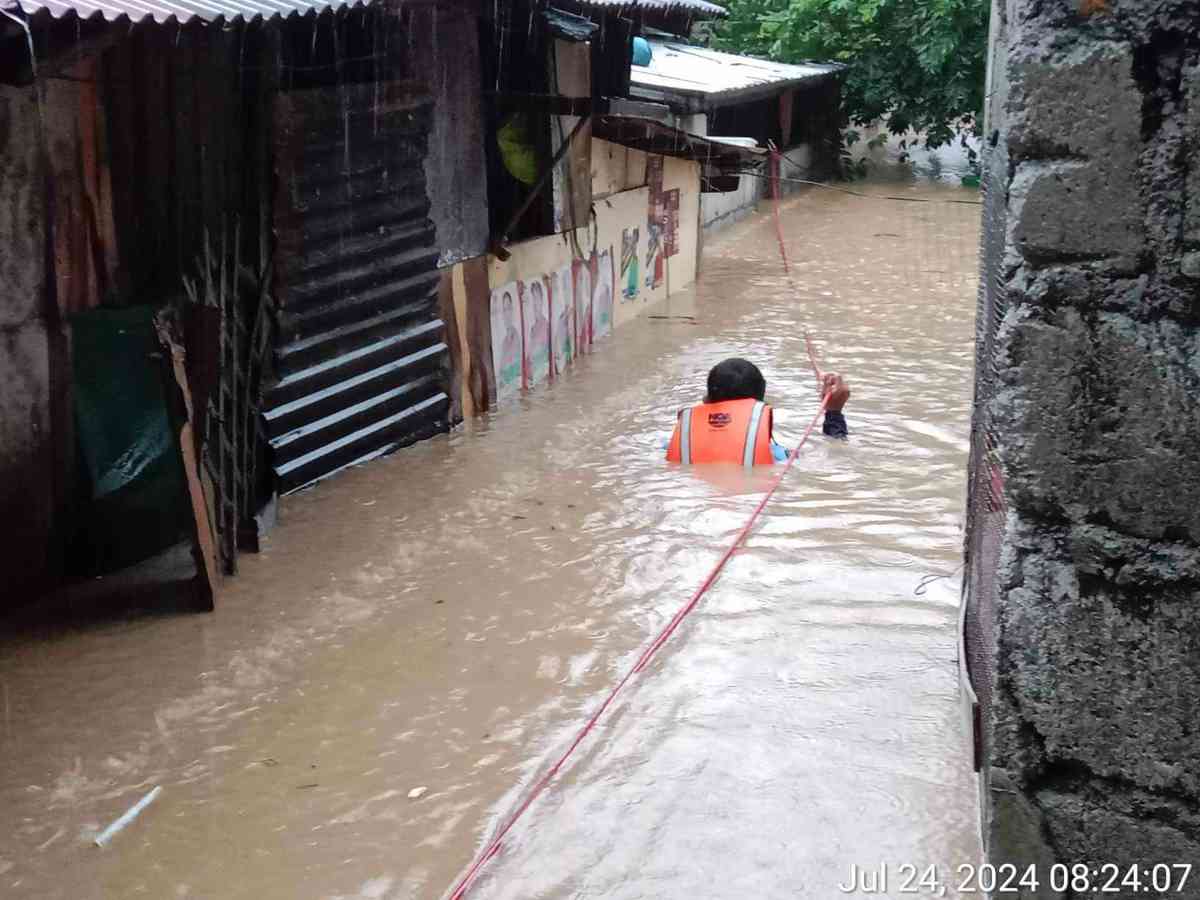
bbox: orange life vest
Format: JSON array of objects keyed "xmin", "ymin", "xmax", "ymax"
[{"xmin": 665, "ymin": 398, "xmax": 775, "ymax": 467}]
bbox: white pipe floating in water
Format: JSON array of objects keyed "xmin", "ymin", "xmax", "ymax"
[{"xmin": 94, "ymin": 786, "xmax": 162, "ymax": 848}]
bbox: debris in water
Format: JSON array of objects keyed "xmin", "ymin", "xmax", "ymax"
[
  {"xmin": 36, "ymin": 827, "xmax": 64, "ymax": 852},
  {"xmin": 94, "ymin": 786, "xmax": 162, "ymax": 848},
  {"xmin": 407, "ymin": 787, "xmax": 428, "ymax": 800}
]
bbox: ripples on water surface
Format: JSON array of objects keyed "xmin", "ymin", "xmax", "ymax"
[{"xmin": 0, "ymin": 180, "xmax": 981, "ymax": 899}]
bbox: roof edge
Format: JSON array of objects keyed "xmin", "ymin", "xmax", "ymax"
[{"xmin": 2, "ymin": 0, "xmax": 377, "ymax": 30}]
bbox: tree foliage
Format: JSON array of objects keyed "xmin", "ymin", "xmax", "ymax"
[{"xmin": 712, "ymin": 0, "xmax": 989, "ymax": 149}]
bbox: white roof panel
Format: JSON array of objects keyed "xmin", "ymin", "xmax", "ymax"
[{"xmin": 631, "ymin": 41, "xmax": 841, "ymax": 104}]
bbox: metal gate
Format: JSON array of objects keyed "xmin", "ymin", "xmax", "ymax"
[
  {"xmin": 264, "ymin": 81, "xmax": 451, "ymax": 494},
  {"xmin": 961, "ymin": 134, "xmax": 1010, "ymax": 797}
]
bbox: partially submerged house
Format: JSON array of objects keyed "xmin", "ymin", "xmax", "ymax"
[
  {"xmin": 0, "ymin": 0, "xmax": 843, "ymax": 609},
  {"xmin": 0, "ymin": 0, "xmax": 488, "ymax": 607},
  {"xmin": 630, "ymin": 40, "xmax": 843, "ymax": 228}
]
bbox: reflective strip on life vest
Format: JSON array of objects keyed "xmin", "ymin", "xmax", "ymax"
[
  {"xmin": 743, "ymin": 401, "xmax": 766, "ymax": 468},
  {"xmin": 679, "ymin": 407, "xmax": 693, "ymax": 465}
]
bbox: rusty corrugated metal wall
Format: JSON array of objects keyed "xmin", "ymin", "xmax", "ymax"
[{"xmin": 264, "ymin": 76, "xmax": 450, "ymax": 493}]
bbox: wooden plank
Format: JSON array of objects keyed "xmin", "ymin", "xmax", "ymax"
[
  {"xmin": 461, "ymin": 255, "xmax": 493, "ymax": 412},
  {"xmin": 451, "ymin": 262, "xmax": 475, "ymax": 418},
  {"xmin": 77, "ymin": 54, "xmax": 120, "ymax": 307},
  {"xmin": 99, "ymin": 35, "xmax": 133, "ymax": 298},
  {"xmin": 93, "ymin": 54, "xmax": 119, "ymax": 291},
  {"xmin": 155, "ymin": 315, "xmax": 220, "ymax": 611},
  {"xmin": 42, "ymin": 75, "xmax": 81, "ymax": 314},
  {"xmin": 551, "ymin": 39, "xmax": 592, "ymax": 233},
  {"xmin": 437, "ymin": 267, "xmax": 463, "ymax": 423}
]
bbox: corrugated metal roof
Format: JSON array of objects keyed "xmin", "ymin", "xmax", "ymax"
[
  {"xmin": 3, "ymin": 0, "xmax": 371, "ymax": 26},
  {"xmin": 571, "ymin": 0, "xmax": 726, "ymax": 18},
  {"xmin": 631, "ymin": 41, "xmax": 841, "ymax": 107}
]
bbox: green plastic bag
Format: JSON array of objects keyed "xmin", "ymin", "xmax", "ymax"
[
  {"xmin": 68, "ymin": 306, "xmax": 190, "ymax": 574},
  {"xmin": 497, "ymin": 113, "xmax": 540, "ymax": 186}
]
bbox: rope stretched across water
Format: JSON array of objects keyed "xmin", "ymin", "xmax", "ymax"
[
  {"xmin": 734, "ymin": 168, "xmax": 984, "ymax": 206},
  {"xmin": 446, "ymin": 152, "xmax": 830, "ymax": 900},
  {"xmin": 446, "ymin": 390, "xmax": 830, "ymax": 900},
  {"xmin": 769, "ymin": 148, "xmax": 829, "ymax": 396}
]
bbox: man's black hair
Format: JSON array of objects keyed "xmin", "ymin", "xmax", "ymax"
[{"xmin": 706, "ymin": 358, "xmax": 766, "ymax": 403}]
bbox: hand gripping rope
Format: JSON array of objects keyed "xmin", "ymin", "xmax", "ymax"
[{"xmin": 446, "ymin": 151, "xmax": 828, "ymax": 900}]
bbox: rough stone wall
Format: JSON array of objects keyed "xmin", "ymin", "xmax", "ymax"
[
  {"xmin": 0, "ymin": 84, "xmax": 54, "ymax": 604},
  {"xmin": 979, "ymin": 0, "xmax": 1200, "ymax": 886}
]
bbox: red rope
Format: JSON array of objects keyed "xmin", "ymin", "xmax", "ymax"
[
  {"xmin": 447, "ymin": 391, "xmax": 831, "ymax": 900},
  {"xmin": 771, "ymin": 148, "xmax": 790, "ymax": 276},
  {"xmin": 449, "ymin": 152, "xmax": 829, "ymax": 897},
  {"xmin": 772, "ymin": 147, "xmax": 823, "ymax": 391}
]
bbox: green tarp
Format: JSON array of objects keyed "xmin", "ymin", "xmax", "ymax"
[{"xmin": 68, "ymin": 306, "xmax": 190, "ymax": 574}]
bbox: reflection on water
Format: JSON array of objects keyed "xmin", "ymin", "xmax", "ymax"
[{"xmin": 0, "ymin": 178, "xmax": 981, "ymax": 899}]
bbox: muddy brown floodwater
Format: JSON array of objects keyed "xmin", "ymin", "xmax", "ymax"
[{"xmin": 1, "ymin": 176, "xmax": 982, "ymax": 899}]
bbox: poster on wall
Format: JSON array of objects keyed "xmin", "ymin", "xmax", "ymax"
[
  {"xmin": 521, "ymin": 277, "xmax": 551, "ymax": 387},
  {"xmin": 645, "ymin": 223, "xmax": 664, "ymax": 290},
  {"xmin": 592, "ymin": 248, "xmax": 615, "ymax": 341},
  {"xmin": 663, "ymin": 189, "xmax": 680, "ymax": 258},
  {"xmin": 646, "ymin": 155, "xmax": 663, "ymax": 209},
  {"xmin": 620, "ymin": 227, "xmax": 640, "ymax": 301},
  {"xmin": 550, "ymin": 265, "xmax": 574, "ymax": 376},
  {"xmin": 573, "ymin": 258, "xmax": 593, "ymax": 353},
  {"xmin": 646, "ymin": 154, "xmax": 666, "ymax": 290},
  {"xmin": 490, "ymin": 281, "xmax": 523, "ymax": 400}
]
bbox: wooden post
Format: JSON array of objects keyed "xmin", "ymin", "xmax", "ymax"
[{"xmin": 155, "ymin": 315, "xmax": 219, "ymax": 611}]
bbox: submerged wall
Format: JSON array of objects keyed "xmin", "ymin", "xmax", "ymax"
[
  {"xmin": 492, "ymin": 149, "xmax": 698, "ymax": 324},
  {"xmin": 973, "ymin": 0, "xmax": 1200, "ymax": 880},
  {"xmin": 699, "ymin": 146, "xmax": 822, "ymax": 232},
  {"xmin": 441, "ymin": 145, "xmax": 699, "ymax": 417}
]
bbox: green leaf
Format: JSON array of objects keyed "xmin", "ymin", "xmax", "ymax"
[{"xmin": 714, "ymin": 0, "xmax": 987, "ymax": 152}]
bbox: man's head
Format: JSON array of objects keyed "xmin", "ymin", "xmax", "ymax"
[{"xmin": 706, "ymin": 358, "xmax": 766, "ymax": 404}]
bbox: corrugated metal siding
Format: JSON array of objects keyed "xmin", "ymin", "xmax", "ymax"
[
  {"xmin": 571, "ymin": 0, "xmax": 726, "ymax": 17},
  {"xmin": 5, "ymin": 0, "xmax": 371, "ymax": 25},
  {"xmin": 264, "ymin": 81, "xmax": 450, "ymax": 494}
]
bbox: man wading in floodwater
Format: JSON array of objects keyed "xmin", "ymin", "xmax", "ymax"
[{"xmin": 666, "ymin": 358, "xmax": 850, "ymax": 466}]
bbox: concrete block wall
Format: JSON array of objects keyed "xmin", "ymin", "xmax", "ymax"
[{"xmin": 979, "ymin": 0, "xmax": 1200, "ymax": 884}]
